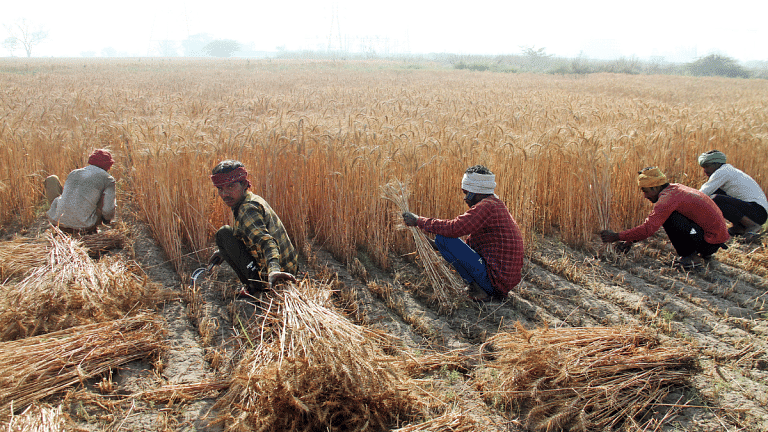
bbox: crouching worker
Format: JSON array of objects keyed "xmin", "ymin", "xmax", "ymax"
[
  {"xmin": 600, "ymin": 167, "xmax": 730, "ymax": 270},
  {"xmin": 45, "ymin": 149, "xmax": 116, "ymax": 235},
  {"xmin": 207, "ymin": 160, "xmax": 298, "ymax": 297},
  {"xmin": 698, "ymin": 150, "xmax": 767, "ymax": 243},
  {"xmin": 402, "ymin": 165, "xmax": 524, "ymax": 302}
]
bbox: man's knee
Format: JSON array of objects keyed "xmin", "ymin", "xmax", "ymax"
[
  {"xmin": 44, "ymin": 175, "xmax": 63, "ymax": 204},
  {"xmin": 215, "ymin": 225, "xmax": 235, "ymax": 247}
]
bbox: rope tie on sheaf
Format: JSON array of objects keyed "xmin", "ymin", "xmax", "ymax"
[
  {"xmin": 461, "ymin": 173, "xmax": 496, "ymax": 195},
  {"xmin": 210, "ymin": 167, "xmax": 251, "ymax": 188}
]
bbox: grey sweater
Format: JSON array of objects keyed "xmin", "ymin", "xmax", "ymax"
[{"xmin": 47, "ymin": 164, "xmax": 116, "ymax": 230}]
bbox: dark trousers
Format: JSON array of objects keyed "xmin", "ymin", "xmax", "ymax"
[
  {"xmin": 663, "ymin": 212, "xmax": 723, "ymax": 257},
  {"xmin": 215, "ymin": 226, "xmax": 268, "ymax": 289},
  {"xmin": 712, "ymin": 190, "xmax": 768, "ymax": 227},
  {"xmin": 434, "ymin": 235, "xmax": 497, "ymax": 296}
]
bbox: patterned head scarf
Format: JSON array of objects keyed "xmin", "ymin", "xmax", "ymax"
[
  {"xmin": 210, "ymin": 166, "xmax": 250, "ymax": 188},
  {"xmin": 88, "ymin": 149, "xmax": 114, "ymax": 171},
  {"xmin": 637, "ymin": 167, "xmax": 668, "ymax": 188},
  {"xmin": 698, "ymin": 150, "xmax": 727, "ymax": 166}
]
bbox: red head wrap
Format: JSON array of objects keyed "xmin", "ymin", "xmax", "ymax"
[
  {"xmin": 88, "ymin": 149, "xmax": 114, "ymax": 171},
  {"xmin": 210, "ymin": 166, "xmax": 250, "ymax": 188}
]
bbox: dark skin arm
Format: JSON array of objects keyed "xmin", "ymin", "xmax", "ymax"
[
  {"xmin": 600, "ymin": 230, "xmax": 620, "ymax": 243},
  {"xmin": 600, "ymin": 230, "xmax": 633, "ymax": 253}
]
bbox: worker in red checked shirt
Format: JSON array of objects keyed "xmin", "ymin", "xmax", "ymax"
[
  {"xmin": 600, "ymin": 166, "xmax": 730, "ymax": 270},
  {"xmin": 402, "ymin": 165, "xmax": 524, "ymax": 302}
]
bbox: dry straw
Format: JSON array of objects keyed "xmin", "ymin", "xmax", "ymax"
[
  {"xmin": 4, "ymin": 404, "xmax": 66, "ymax": 432},
  {"xmin": 0, "ymin": 314, "xmax": 167, "ymax": 420},
  {"xmin": 391, "ymin": 410, "xmax": 478, "ymax": 432},
  {"xmin": 133, "ymin": 380, "xmax": 230, "ymax": 405},
  {"xmin": 213, "ymin": 280, "xmax": 430, "ymax": 431},
  {"xmin": 77, "ymin": 223, "xmax": 130, "ymax": 257},
  {"xmin": 0, "ymin": 224, "xmax": 130, "ymax": 280},
  {"xmin": 381, "ymin": 179, "xmax": 466, "ymax": 313},
  {"xmin": 0, "ymin": 228, "xmax": 167, "ymax": 341},
  {"xmin": 474, "ymin": 323, "xmax": 698, "ymax": 431}
]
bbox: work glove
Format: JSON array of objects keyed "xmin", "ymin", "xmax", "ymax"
[
  {"xmin": 402, "ymin": 212, "xmax": 419, "ymax": 227},
  {"xmin": 268, "ymin": 271, "xmax": 297, "ymax": 288}
]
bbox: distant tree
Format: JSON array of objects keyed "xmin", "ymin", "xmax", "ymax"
[
  {"xmin": 202, "ymin": 39, "xmax": 241, "ymax": 57},
  {"xmin": 521, "ymin": 45, "xmax": 551, "ymax": 59},
  {"xmin": 2, "ymin": 36, "xmax": 18, "ymax": 56},
  {"xmin": 687, "ymin": 54, "xmax": 749, "ymax": 78},
  {"xmin": 521, "ymin": 45, "xmax": 553, "ymax": 71},
  {"xmin": 101, "ymin": 47, "xmax": 117, "ymax": 57},
  {"xmin": 182, "ymin": 33, "xmax": 213, "ymax": 56},
  {"xmin": 4, "ymin": 19, "xmax": 48, "ymax": 57}
]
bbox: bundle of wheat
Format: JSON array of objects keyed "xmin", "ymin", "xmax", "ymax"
[
  {"xmin": 4, "ymin": 404, "xmax": 66, "ymax": 432},
  {"xmin": 0, "ymin": 225, "xmax": 130, "ymax": 280},
  {"xmin": 78, "ymin": 223, "xmax": 130, "ymax": 257},
  {"xmin": 381, "ymin": 179, "xmax": 466, "ymax": 313},
  {"xmin": 391, "ymin": 410, "xmax": 478, "ymax": 432},
  {"xmin": 474, "ymin": 323, "xmax": 698, "ymax": 431},
  {"xmin": 0, "ymin": 237, "xmax": 48, "ymax": 280},
  {"xmin": 0, "ymin": 229, "xmax": 167, "ymax": 341},
  {"xmin": 213, "ymin": 280, "xmax": 428, "ymax": 431},
  {"xmin": 0, "ymin": 314, "xmax": 166, "ymax": 419}
]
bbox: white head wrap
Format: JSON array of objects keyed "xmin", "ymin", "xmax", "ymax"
[{"xmin": 461, "ymin": 172, "xmax": 496, "ymax": 194}]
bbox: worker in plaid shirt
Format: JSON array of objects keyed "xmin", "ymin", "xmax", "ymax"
[
  {"xmin": 600, "ymin": 167, "xmax": 730, "ymax": 270},
  {"xmin": 208, "ymin": 160, "xmax": 298, "ymax": 297},
  {"xmin": 403, "ymin": 165, "xmax": 525, "ymax": 302}
]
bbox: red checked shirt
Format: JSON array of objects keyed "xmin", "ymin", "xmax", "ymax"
[
  {"xmin": 417, "ymin": 196, "xmax": 524, "ymax": 295},
  {"xmin": 619, "ymin": 183, "xmax": 730, "ymax": 244}
]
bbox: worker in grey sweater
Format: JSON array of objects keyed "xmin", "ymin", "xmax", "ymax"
[
  {"xmin": 45, "ymin": 149, "xmax": 116, "ymax": 234},
  {"xmin": 698, "ymin": 150, "xmax": 767, "ymax": 243}
]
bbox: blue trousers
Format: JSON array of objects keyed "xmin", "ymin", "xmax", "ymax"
[{"xmin": 434, "ymin": 235, "xmax": 495, "ymax": 296}]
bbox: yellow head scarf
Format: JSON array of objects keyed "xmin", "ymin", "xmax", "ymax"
[{"xmin": 637, "ymin": 167, "xmax": 668, "ymax": 188}]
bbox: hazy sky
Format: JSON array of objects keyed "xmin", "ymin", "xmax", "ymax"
[{"xmin": 3, "ymin": 0, "xmax": 767, "ymax": 62}]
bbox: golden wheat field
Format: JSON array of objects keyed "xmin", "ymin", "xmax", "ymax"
[{"xmin": 1, "ymin": 58, "xmax": 768, "ymax": 431}]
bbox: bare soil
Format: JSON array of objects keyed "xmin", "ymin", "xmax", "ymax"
[{"xmin": 7, "ymin": 217, "xmax": 767, "ymax": 431}]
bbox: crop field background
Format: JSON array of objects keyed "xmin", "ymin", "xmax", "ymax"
[{"xmin": 1, "ymin": 59, "xmax": 767, "ymax": 431}]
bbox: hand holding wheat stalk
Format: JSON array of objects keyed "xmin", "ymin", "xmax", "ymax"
[{"xmin": 381, "ymin": 179, "xmax": 466, "ymax": 313}]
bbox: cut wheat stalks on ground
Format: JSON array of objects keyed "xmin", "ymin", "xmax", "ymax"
[
  {"xmin": 214, "ymin": 280, "xmax": 436, "ymax": 431},
  {"xmin": 0, "ymin": 229, "xmax": 168, "ymax": 341},
  {"xmin": 381, "ymin": 179, "xmax": 466, "ymax": 313},
  {"xmin": 0, "ymin": 225, "xmax": 130, "ymax": 280},
  {"xmin": 391, "ymin": 409, "xmax": 479, "ymax": 432},
  {"xmin": 132, "ymin": 380, "xmax": 230, "ymax": 405},
  {"xmin": 0, "ymin": 314, "xmax": 167, "ymax": 420},
  {"xmin": 474, "ymin": 324, "xmax": 699, "ymax": 432},
  {"xmin": 3, "ymin": 404, "xmax": 66, "ymax": 432},
  {"xmin": 77, "ymin": 222, "xmax": 130, "ymax": 257},
  {"xmin": 0, "ymin": 236, "xmax": 49, "ymax": 281}
]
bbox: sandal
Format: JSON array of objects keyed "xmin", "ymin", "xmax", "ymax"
[{"xmin": 673, "ymin": 255, "xmax": 703, "ymax": 270}]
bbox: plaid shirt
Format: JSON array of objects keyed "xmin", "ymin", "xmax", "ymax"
[
  {"xmin": 620, "ymin": 183, "xmax": 730, "ymax": 244},
  {"xmin": 417, "ymin": 196, "xmax": 524, "ymax": 294},
  {"xmin": 232, "ymin": 191, "xmax": 298, "ymax": 277}
]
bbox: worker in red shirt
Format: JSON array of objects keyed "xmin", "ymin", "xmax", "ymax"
[
  {"xmin": 403, "ymin": 165, "xmax": 524, "ymax": 302},
  {"xmin": 601, "ymin": 167, "xmax": 730, "ymax": 269}
]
